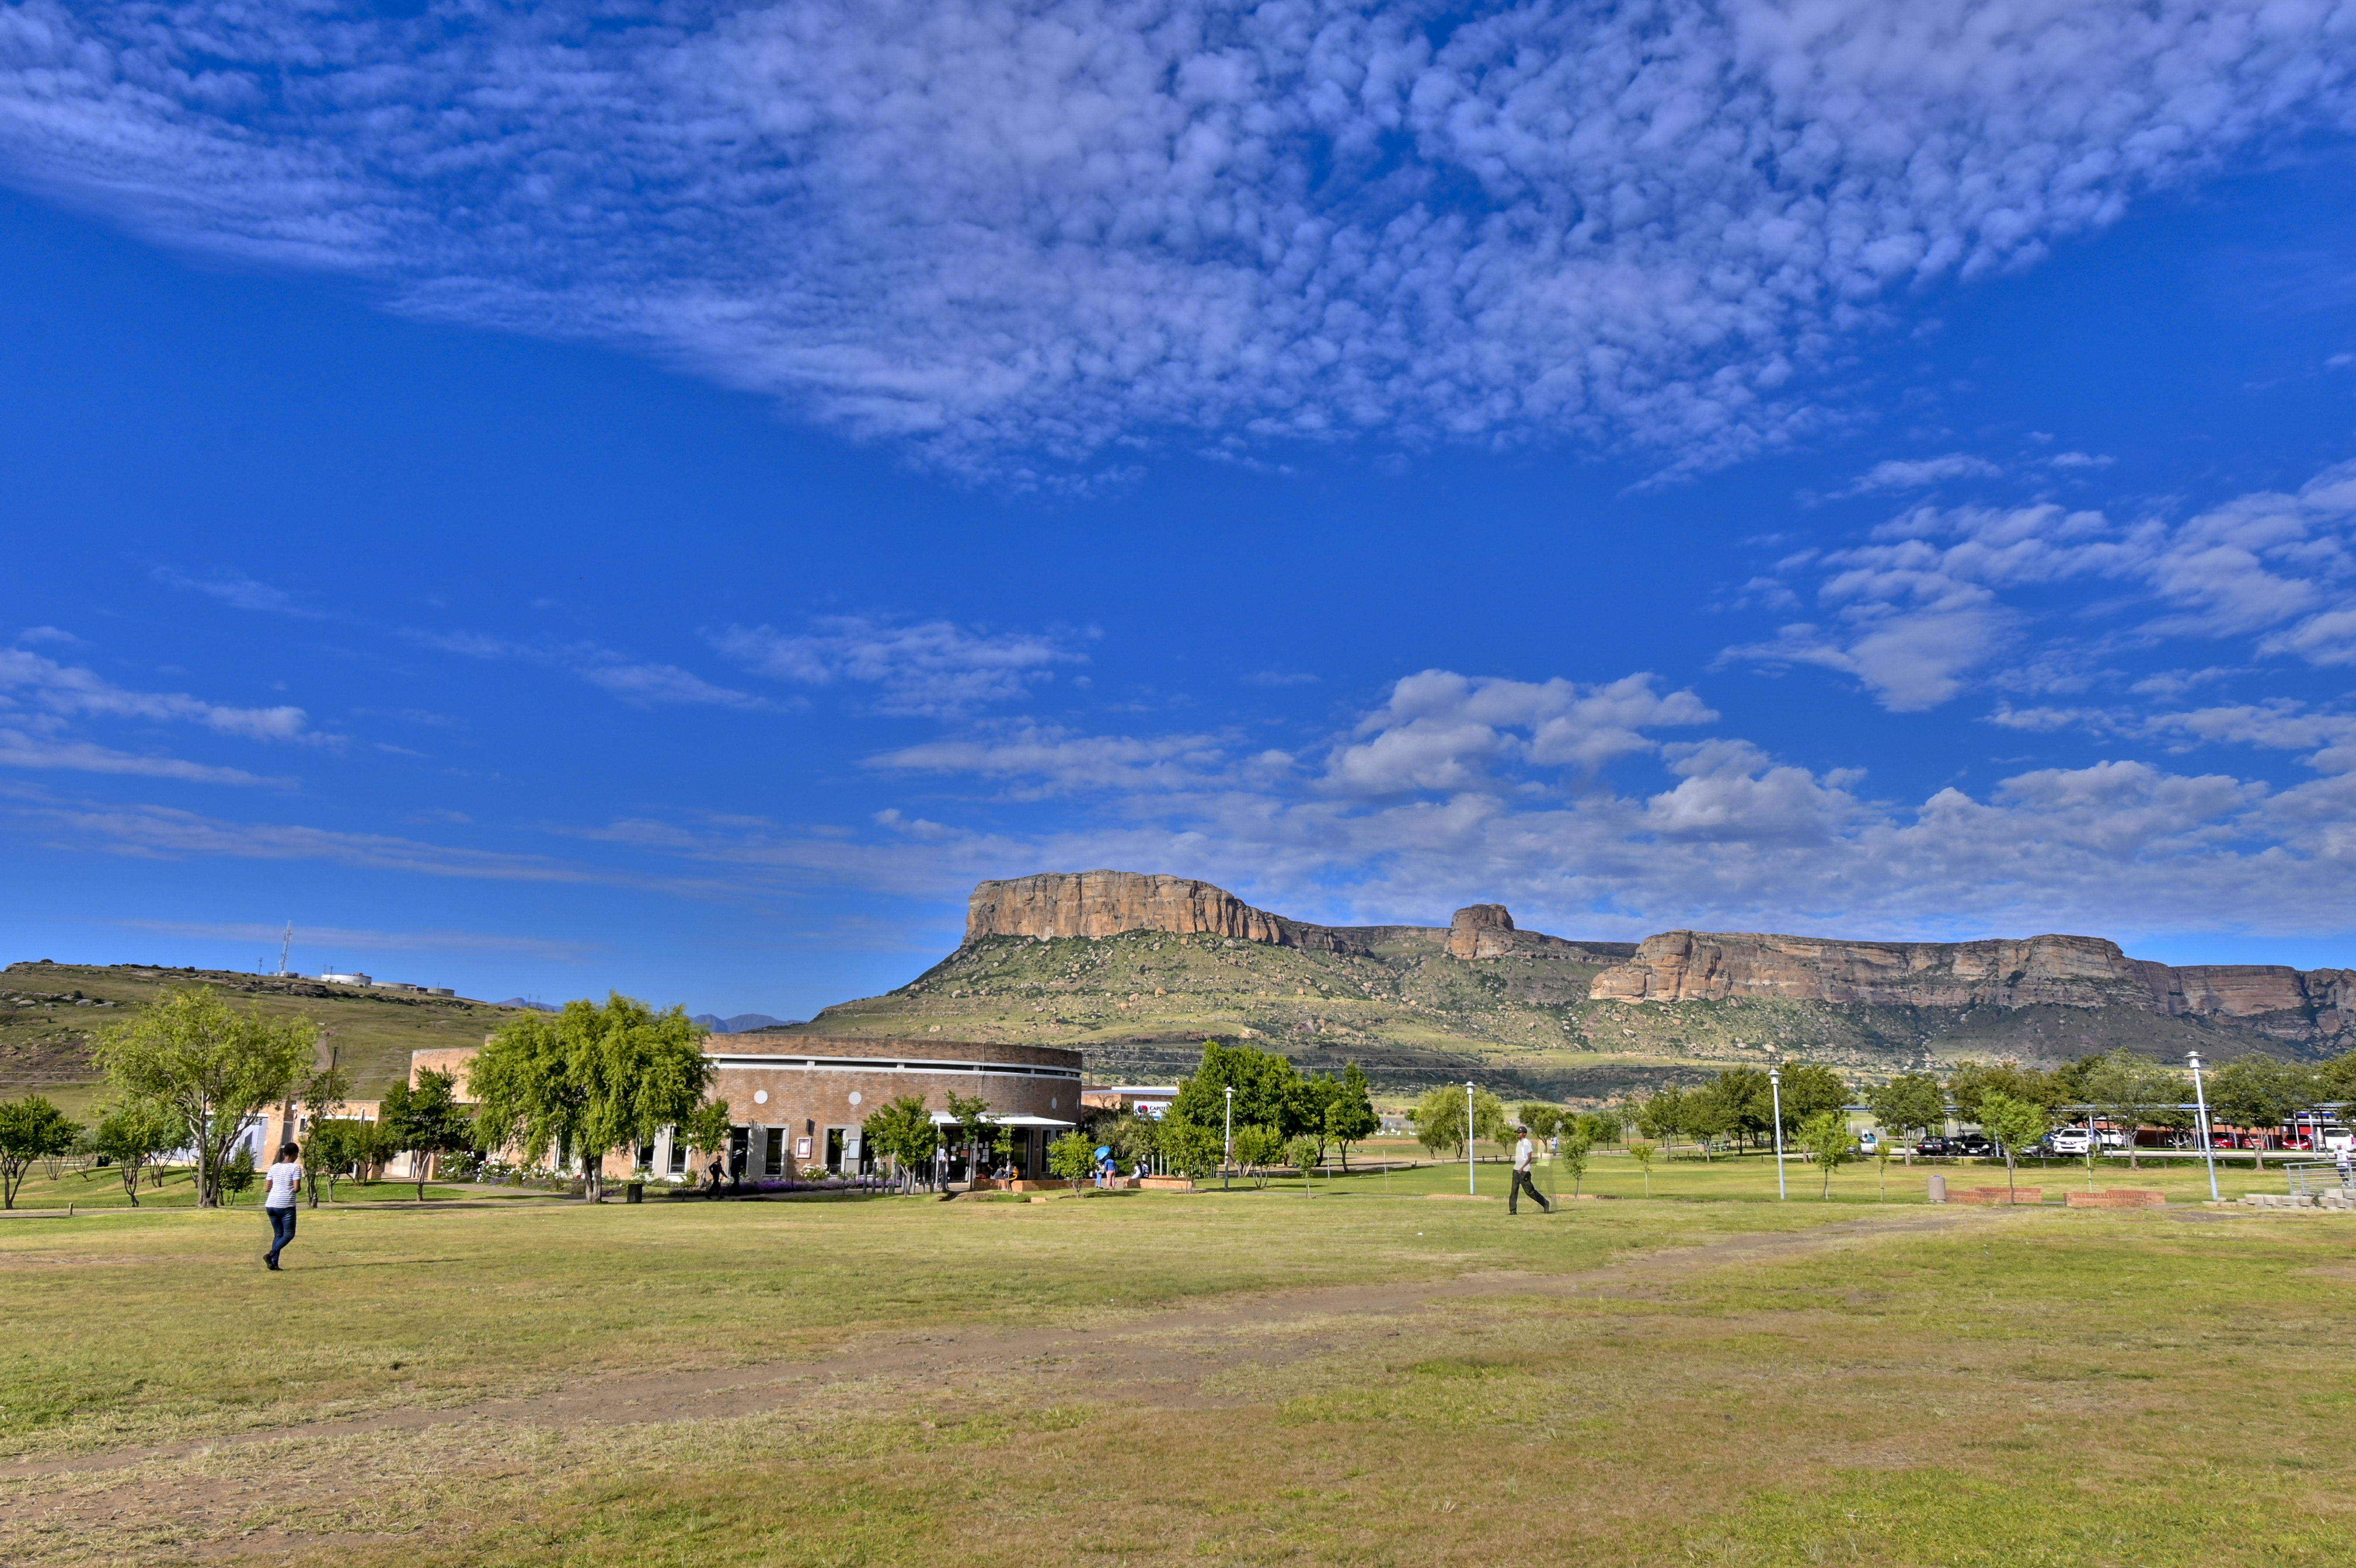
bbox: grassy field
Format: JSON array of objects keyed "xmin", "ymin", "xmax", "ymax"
[{"xmin": 2, "ymin": 1174, "xmax": 2351, "ymax": 1568}]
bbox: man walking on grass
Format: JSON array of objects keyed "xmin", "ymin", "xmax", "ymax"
[
  {"xmin": 263, "ymin": 1142, "xmax": 303, "ymax": 1270},
  {"xmin": 1509, "ymin": 1124, "xmax": 1551, "ymax": 1215}
]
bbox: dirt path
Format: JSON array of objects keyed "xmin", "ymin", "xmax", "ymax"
[{"xmin": 0, "ymin": 1206, "xmax": 2004, "ymax": 1483}]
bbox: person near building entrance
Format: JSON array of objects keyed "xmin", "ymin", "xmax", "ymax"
[
  {"xmin": 263, "ymin": 1142, "xmax": 303, "ymax": 1269},
  {"xmin": 2338, "ymin": 1139, "xmax": 2353, "ymax": 1189},
  {"xmin": 1509, "ymin": 1125, "xmax": 1551, "ymax": 1215}
]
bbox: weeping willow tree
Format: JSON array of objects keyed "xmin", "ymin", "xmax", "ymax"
[{"xmin": 469, "ymin": 993, "xmax": 712, "ymax": 1199}]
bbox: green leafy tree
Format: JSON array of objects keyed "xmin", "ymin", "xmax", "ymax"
[
  {"xmin": 90, "ymin": 1102, "xmax": 183, "ymax": 1207},
  {"xmin": 1048, "ymin": 1129, "xmax": 1097, "ymax": 1190},
  {"xmin": 1700, "ymin": 1069, "xmax": 1774, "ymax": 1148},
  {"xmin": 1282, "ymin": 1132, "xmax": 1323, "ymax": 1184},
  {"xmin": 469, "ymin": 994, "xmax": 712, "ymax": 1198},
  {"xmin": 2315, "ymin": 1048, "xmax": 2356, "ymax": 1105},
  {"xmin": 221, "ymin": 1142, "xmax": 258, "ymax": 1198},
  {"xmin": 1234, "ymin": 1124, "xmax": 1283, "ymax": 1188},
  {"xmin": 1625, "ymin": 1140, "xmax": 1655, "ymax": 1196},
  {"xmin": 940, "ymin": 1090, "xmax": 993, "ymax": 1179},
  {"xmin": 93, "ymin": 987, "xmax": 315, "ymax": 1208},
  {"xmin": 1323, "ymin": 1063, "xmax": 1381, "ymax": 1169},
  {"xmin": 1169, "ymin": 1040, "xmax": 1311, "ymax": 1154},
  {"xmin": 381, "ymin": 1069, "xmax": 476, "ymax": 1201},
  {"xmin": 1682, "ymin": 1086, "xmax": 1735, "ymax": 1161},
  {"xmin": 2208, "ymin": 1057, "xmax": 2319, "ymax": 1166},
  {"xmin": 296, "ymin": 1057, "xmax": 352, "ymax": 1207},
  {"xmin": 1978, "ymin": 1091, "xmax": 2051, "ymax": 1203},
  {"xmin": 1106, "ymin": 1113, "xmax": 1160, "ymax": 1175},
  {"xmin": 346, "ymin": 1117, "xmax": 399, "ymax": 1184},
  {"xmin": 1637, "ymin": 1089, "xmax": 1688, "ymax": 1157},
  {"xmin": 1794, "ymin": 1110, "xmax": 1856, "ymax": 1200},
  {"xmin": 0, "ymin": 1096, "xmax": 82, "ymax": 1210},
  {"xmin": 1776, "ymin": 1063, "xmax": 1849, "ymax": 1132},
  {"xmin": 862, "ymin": 1094, "xmax": 940, "ymax": 1192},
  {"xmin": 1557, "ymin": 1128, "xmax": 1592, "ymax": 1196},
  {"xmin": 1519, "ymin": 1104, "xmax": 1565, "ymax": 1140},
  {"xmin": 1865, "ymin": 1073, "xmax": 1948, "ymax": 1152},
  {"xmin": 1409, "ymin": 1084, "xmax": 1511, "ymax": 1160},
  {"xmin": 1949, "ymin": 1060, "xmax": 2066, "ymax": 1121},
  {"xmin": 301, "ymin": 1117, "xmax": 369, "ymax": 1203},
  {"xmin": 2078, "ymin": 1049, "xmax": 2187, "ymax": 1171},
  {"xmin": 1160, "ymin": 1120, "xmax": 1223, "ymax": 1180}
]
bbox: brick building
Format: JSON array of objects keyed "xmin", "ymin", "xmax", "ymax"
[{"xmin": 406, "ymin": 1032, "xmax": 1083, "ymax": 1182}]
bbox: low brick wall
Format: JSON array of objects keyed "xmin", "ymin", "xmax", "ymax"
[
  {"xmin": 1137, "ymin": 1176, "xmax": 1194, "ymax": 1191},
  {"xmin": 2065, "ymin": 1189, "xmax": 2166, "ymax": 1208},
  {"xmin": 1948, "ymin": 1186, "xmax": 2042, "ymax": 1205}
]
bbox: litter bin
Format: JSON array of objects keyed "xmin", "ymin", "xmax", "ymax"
[{"xmin": 625, "ymin": 1182, "xmax": 644, "ymax": 1204}]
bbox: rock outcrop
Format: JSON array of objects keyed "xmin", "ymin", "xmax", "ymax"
[
  {"xmin": 965, "ymin": 872, "xmax": 1369, "ymax": 954},
  {"xmin": 1449, "ymin": 904, "xmax": 1516, "ymax": 960},
  {"xmin": 1588, "ymin": 930, "xmax": 2356, "ymax": 1041}
]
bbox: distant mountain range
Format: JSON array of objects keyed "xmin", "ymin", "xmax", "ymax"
[
  {"xmin": 493, "ymin": 997, "xmax": 559, "ymax": 1013},
  {"xmin": 691, "ymin": 1012, "xmax": 798, "ymax": 1034}
]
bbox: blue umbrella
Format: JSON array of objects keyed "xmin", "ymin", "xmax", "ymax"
[{"xmin": 1094, "ymin": 1146, "xmax": 1112, "ymax": 1159}]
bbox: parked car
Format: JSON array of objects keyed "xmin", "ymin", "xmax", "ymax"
[
  {"xmin": 1914, "ymin": 1137, "xmax": 1953, "ymax": 1157},
  {"xmin": 2045, "ymin": 1128, "xmax": 2097, "ymax": 1156},
  {"xmin": 1950, "ymin": 1133, "xmax": 1994, "ymax": 1157}
]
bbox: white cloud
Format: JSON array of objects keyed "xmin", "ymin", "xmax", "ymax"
[
  {"xmin": 5, "ymin": 0, "xmax": 2353, "ymax": 474},
  {"xmin": 115, "ymin": 919, "xmax": 596, "ymax": 963},
  {"xmin": 406, "ymin": 631, "xmax": 768, "ymax": 710},
  {"xmin": 152, "ymin": 567, "xmax": 322, "ymax": 618},
  {"xmin": 1732, "ymin": 461, "xmax": 2356, "ymax": 708},
  {"xmin": 27, "ymin": 802, "xmax": 598, "ymax": 881},
  {"xmin": 1833, "ymin": 453, "xmax": 2004, "ymax": 496},
  {"xmin": 870, "ymin": 726, "xmax": 1232, "ymax": 795},
  {"xmin": 1326, "ymin": 671, "xmax": 1716, "ymax": 793},
  {"xmin": 0, "ymin": 728, "xmax": 283, "ymax": 786},
  {"xmin": 713, "ymin": 616, "xmax": 1085, "ymax": 715},
  {"xmin": 0, "ymin": 648, "xmax": 308, "ymax": 740}
]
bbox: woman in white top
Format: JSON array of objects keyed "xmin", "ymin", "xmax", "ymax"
[{"xmin": 263, "ymin": 1142, "xmax": 303, "ymax": 1270}]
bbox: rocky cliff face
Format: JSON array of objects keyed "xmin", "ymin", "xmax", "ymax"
[
  {"xmin": 965, "ymin": 872, "xmax": 1371, "ymax": 954},
  {"xmin": 1449, "ymin": 904, "xmax": 1514, "ymax": 960},
  {"xmin": 1589, "ymin": 929, "xmax": 2356, "ymax": 1043}
]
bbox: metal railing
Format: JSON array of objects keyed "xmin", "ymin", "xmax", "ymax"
[{"xmin": 2283, "ymin": 1162, "xmax": 2352, "ymax": 1197}]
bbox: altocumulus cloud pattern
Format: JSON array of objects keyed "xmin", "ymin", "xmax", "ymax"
[{"xmin": 4, "ymin": 0, "xmax": 2356, "ymax": 473}]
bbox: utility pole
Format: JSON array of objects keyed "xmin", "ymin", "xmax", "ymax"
[
  {"xmin": 1769, "ymin": 1065, "xmax": 1787, "ymax": 1200},
  {"xmin": 1223, "ymin": 1085, "xmax": 1233, "ymax": 1191},
  {"xmin": 2188, "ymin": 1051, "xmax": 2221, "ymax": 1203}
]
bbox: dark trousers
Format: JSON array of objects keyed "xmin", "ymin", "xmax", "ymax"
[
  {"xmin": 265, "ymin": 1204, "xmax": 297, "ymax": 1263},
  {"xmin": 1510, "ymin": 1168, "xmax": 1550, "ymax": 1213}
]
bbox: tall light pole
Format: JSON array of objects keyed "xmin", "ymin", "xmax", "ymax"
[
  {"xmin": 1466, "ymin": 1081, "xmax": 1477, "ymax": 1196},
  {"xmin": 2187, "ymin": 1051, "xmax": 2221, "ymax": 1203},
  {"xmin": 1769, "ymin": 1065, "xmax": 1787, "ymax": 1200},
  {"xmin": 1223, "ymin": 1085, "xmax": 1234, "ymax": 1191}
]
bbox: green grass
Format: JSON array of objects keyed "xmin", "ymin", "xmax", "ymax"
[
  {"xmin": 0, "ymin": 1163, "xmax": 529, "ymax": 1210},
  {"xmin": 3, "ymin": 1184, "xmax": 2350, "ymax": 1568}
]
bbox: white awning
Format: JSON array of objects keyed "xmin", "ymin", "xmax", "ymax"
[{"xmin": 928, "ymin": 1112, "xmax": 1075, "ymax": 1129}]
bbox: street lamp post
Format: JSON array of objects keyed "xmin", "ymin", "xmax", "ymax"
[
  {"xmin": 1769, "ymin": 1065, "xmax": 1787, "ymax": 1201},
  {"xmin": 1466, "ymin": 1081, "xmax": 1477, "ymax": 1196},
  {"xmin": 1223, "ymin": 1085, "xmax": 1234, "ymax": 1192},
  {"xmin": 2187, "ymin": 1051, "xmax": 2221, "ymax": 1203}
]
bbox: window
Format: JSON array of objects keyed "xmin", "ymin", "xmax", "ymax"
[{"xmin": 764, "ymin": 1127, "xmax": 785, "ymax": 1176}]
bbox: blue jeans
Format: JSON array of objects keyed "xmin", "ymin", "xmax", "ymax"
[{"xmin": 265, "ymin": 1204, "xmax": 297, "ymax": 1263}]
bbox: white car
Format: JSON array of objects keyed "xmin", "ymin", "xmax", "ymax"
[{"xmin": 2047, "ymin": 1128, "xmax": 2096, "ymax": 1155}]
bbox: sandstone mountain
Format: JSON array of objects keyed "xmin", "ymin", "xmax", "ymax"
[{"xmin": 780, "ymin": 871, "xmax": 2349, "ymax": 1098}]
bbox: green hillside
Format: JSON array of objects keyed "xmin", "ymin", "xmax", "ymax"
[
  {"xmin": 786, "ymin": 928, "xmax": 2318, "ymax": 1101},
  {"xmin": 0, "ymin": 961, "xmax": 528, "ymax": 1114}
]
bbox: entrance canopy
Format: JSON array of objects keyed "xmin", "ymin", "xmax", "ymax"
[{"xmin": 928, "ymin": 1112, "xmax": 1074, "ymax": 1129}]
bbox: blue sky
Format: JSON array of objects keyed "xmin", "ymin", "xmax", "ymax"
[{"xmin": 7, "ymin": 0, "xmax": 2356, "ymax": 1019}]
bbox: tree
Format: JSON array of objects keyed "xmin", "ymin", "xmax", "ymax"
[
  {"xmin": 1519, "ymin": 1104, "xmax": 1565, "ymax": 1140},
  {"xmin": 1409, "ymin": 1084, "xmax": 1510, "ymax": 1160},
  {"xmin": 1682, "ymin": 1086, "xmax": 1736, "ymax": 1161},
  {"xmin": 1048, "ymin": 1129, "xmax": 1097, "ymax": 1191},
  {"xmin": 221, "ymin": 1142, "xmax": 258, "ymax": 1198},
  {"xmin": 942, "ymin": 1090, "xmax": 994, "ymax": 1179},
  {"xmin": 1978, "ymin": 1091, "xmax": 2051, "ymax": 1203},
  {"xmin": 1235, "ymin": 1124, "xmax": 1283, "ymax": 1188},
  {"xmin": 1324, "ymin": 1063, "xmax": 1381, "ymax": 1169},
  {"xmin": 1637, "ymin": 1089, "xmax": 1688, "ymax": 1157},
  {"xmin": 1794, "ymin": 1110, "xmax": 1856, "ymax": 1200},
  {"xmin": 1170, "ymin": 1040, "xmax": 1313, "ymax": 1145},
  {"xmin": 1865, "ymin": 1073, "xmax": 1947, "ymax": 1151},
  {"xmin": 90, "ymin": 1102, "xmax": 183, "ymax": 1207},
  {"xmin": 93, "ymin": 987, "xmax": 315, "ymax": 1208},
  {"xmin": 296, "ymin": 1057, "xmax": 352, "ymax": 1207},
  {"xmin": 2208, "ymin": 1057, "xmax": 2319, "ymax": 1166},
  {"xmin": 469, "ymin": 993, "xmax": 712, "ymax": 1198},
  {"xmin": 1558, "ymin": 1127, "xmax": 1592, "ymax": 1196},
  {"xmin": 1106, "ymin": 1113, "xmax": 1160, "ymax": 1176},
  {"xmin": 0, "ymin": 1096, "xmax": 81, "ymax": 1209},
  {"xmin": 302, "ymin": 1118, "xmax": 369, "ymax": 1203},
  {"xmin": 1161, "ymin": 1120, "xmax": 1223, "ymax": 1180},
  {"xmin": 1699, "ymin": 1069, "xmax": 1774, "ymax": 1148},
  {"xmin": 1949, "ymin": 1060, "xmax": 2065, "ymax": 1121},
  {"xmin": 1776, "ymin": 1064, "xmax": 1849, "ymax": 1133},
  {"xmin": 1626, "ymin": 1140, "xmax": 1656, "ymax": 1196},
  {"xmin": 381, "ymin": 1069, "xmax": 475, "ymax": 1200},
  {"xmin": 862, "ymin": 1094, "xmax": 939, "ymax": 1192},
  {"xmin": 1282, "ymin": 1132, "xmax": 1323, "ymax": 1186},
  {"xmin": 2078, "ymin": 1050, "xmax": 2187, "ymax": 1171}
]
